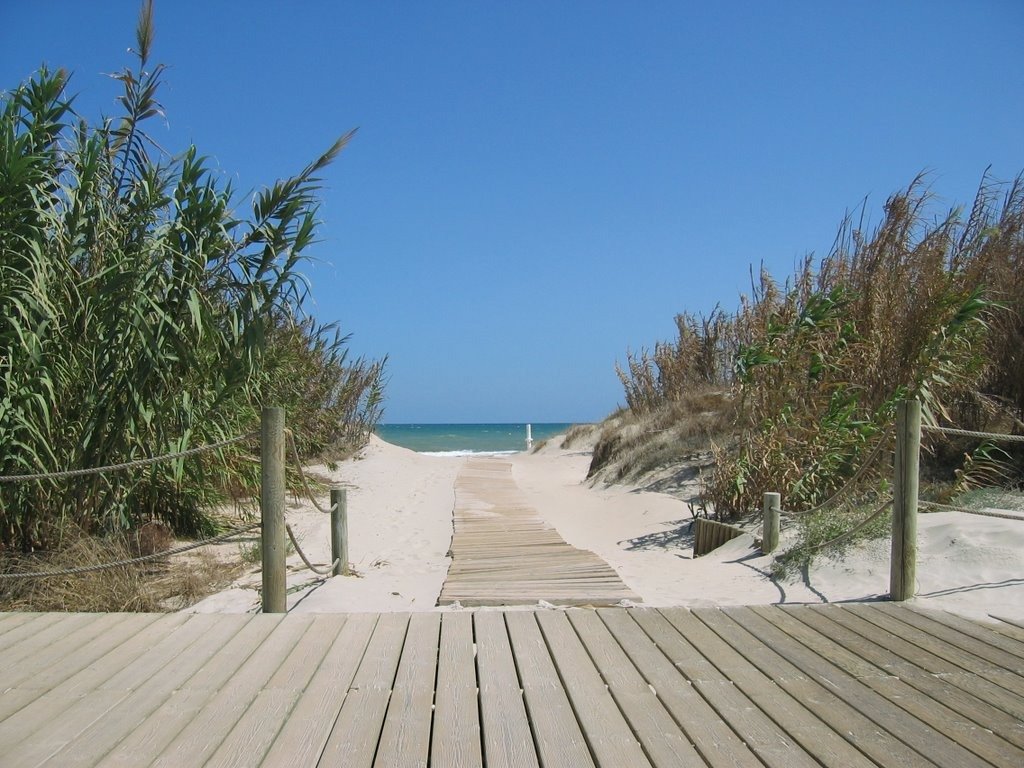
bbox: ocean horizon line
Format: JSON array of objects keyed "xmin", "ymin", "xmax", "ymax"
[{"xmin": 375, "ymin": 422, "xmax": 581, "ymax": 454}]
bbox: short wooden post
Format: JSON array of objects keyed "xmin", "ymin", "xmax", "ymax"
[
  {"xmin": 762, "ymin": 492, "xmax": 780, "ymax": 554},
  {"xmin": 261, "ymin": 406, "xmax": 287, "ymax": 613},
  {"xmin": 890, "ymin": 399, "xmax": 921, "ymax": 601},
  {"xmin": 331, "ymin": 487, "xmax": 348, "ymax": 576}
]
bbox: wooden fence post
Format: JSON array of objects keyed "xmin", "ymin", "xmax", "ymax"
[
  {"xmin": 890, "ymin": 399, "xmax": 921, "ymax": 601},
  {"xmin": 261, "ymin": 406, "xmax": 287, "ymax": 613},
  {"xmin": 762, "ymin": 492, "xmax": 780, "ymax": 554},
  {"xmin": 331, "ymin": 487, "xmax": 348, "ymax": 576}
]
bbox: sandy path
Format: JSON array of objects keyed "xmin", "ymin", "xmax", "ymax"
[{"xmin": 189, "ymin": 435, "xmax": 1024, "ymax": 623}]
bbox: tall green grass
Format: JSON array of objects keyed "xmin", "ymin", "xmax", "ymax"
[
  {"xmin": 0, "ymin": 2, "xmax": 385, "ymax": 551},
  {"xmin": 611, "ymin": 172, "xmax": 1024, "ymax": 518}
]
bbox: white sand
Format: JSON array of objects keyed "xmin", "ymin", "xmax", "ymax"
[{"xmin": 189, "ymin": 435, "xmax": 1024, "ymax": 623}]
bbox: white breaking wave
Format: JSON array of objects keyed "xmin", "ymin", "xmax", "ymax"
[{"xmin": 420, "ymin": 449, "xmax": 520, "ymax": 458}]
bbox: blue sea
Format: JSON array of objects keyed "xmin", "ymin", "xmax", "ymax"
[{"xmin": 375, "ymin": 423, "xmax": 578, "ymax": 456}]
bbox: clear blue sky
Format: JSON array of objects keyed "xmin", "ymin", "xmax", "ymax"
[{"xmin": 3, "ymin": 2, "xmax": 1022, "ymax": 423}]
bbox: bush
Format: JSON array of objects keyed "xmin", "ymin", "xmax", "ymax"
[
  {"xmin": 0, "ymin": 2, "xmax": 385, "ymax": 551},
  {"xmin": 613, "ymin": 171, "xmax": 1024, "ymax": 519}
]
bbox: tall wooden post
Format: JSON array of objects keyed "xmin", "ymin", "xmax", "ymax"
[
  {"xmin": 762, "ymin": 492, "xmax": 780, "ymax": 554},
  {"xmin": 331, "ymin": 487, "xmax": 348, "ymax": 576},
  {"xmin": 890, "ymin": 399, "xmax": 921, "ymax": 601},
  {"xmin": 261, "ymin": 407, "xmax": 287, "ymax": 613}
]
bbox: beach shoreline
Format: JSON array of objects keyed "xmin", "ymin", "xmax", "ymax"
[{"xmin": 188, "ymin": 434, "xmax": 1024, "ymax": 623}]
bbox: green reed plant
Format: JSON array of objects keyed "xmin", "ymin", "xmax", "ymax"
[
  {"xmin": 0, "ymin": 1, "xmax": 384, "ymax": 551},
  {"xmin": 613, "ymin": 170, "xmax": 1023, "ymax": 521}
]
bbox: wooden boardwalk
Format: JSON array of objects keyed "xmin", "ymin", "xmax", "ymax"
[
  {"xmin": 2, "ymin": 603, "xmax": 1023, "ymax": 767},
  {"xmin": 438, "ymin": 457, "xmax": 639, "ymax": 606}
]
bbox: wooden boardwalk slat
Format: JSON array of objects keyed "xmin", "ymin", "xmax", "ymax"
[
  {"xmin": 0, "ymin": 612, "xmax": 183, "ymax": 736},
  {"xmin": 566, "ymin": 609, "xmax": 704, "ymax": 768},
  {"xmin": 817, "ymin": 603, "xmax": 1024, "ymax": 723},
  {"xmin": 148, "ymin": 614, "xmax": 310, "ymax": 768},
  {"xmin": 505, "ymin": 611, "xmax": 596, "ymax": 768},
  {"xmin": 535, "ymin": 610, "xmax": 652, "ymax": 766},
  {"xmin": 374, "ymin": 612, "xmax": 442, "ymax": 768},
  {"xmin": 439, "ymin": 458, "xmax": 639, "ymax": 606},
  {"xmin": 431, "ymin": 611, "xmax": 483, "ymax": 768},
  {"xmin": 4, "ymin": 613, "xmax": 246, "ymax": 768},
  {"xmin": 650, "ymin": 607, "xmax": 817, "ymax": 768},
  {"xmin": 905, "ymin": 605, "xmax": 1024, "ymax": 660},
  {"xmin": 260, "ymin": 612, "xmax": 378, "ymax": 768},
  {"xmin": 600, "ymin": 608, "xmax": 761, "ymax": 768},
  {"xmin": 205, "ymin": 614, "xmax": 348, "ymax": 768},
  {"xmin": 317, "ymin": 612, "xmax": 409, "ymax": 768},
  {"xmin": 1, "ymin": 604, "xmax": 1023, "ymax": 767},
  {"xmin": 89, "ymin": 614, "xmax": 284, "ymax": 768},
  {"xmin": 476, "ymin": 610, "xmax": 540, "ymax": 768},
  {"xmin": 768, "ymin": 605, "xmax": 1024, "ymax": 761},
  {"xmin": 712, "ymin": 605, "xmax": 991, "ymax": 768},
  {"xmin": 843, "ymin": 603, "xmax": 1024, "ymax": 699}
]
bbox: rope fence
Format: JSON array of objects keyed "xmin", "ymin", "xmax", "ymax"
[
  {"xmin": 918, "ymin": 500, "xmax": 1024, "ymax": 521},
  {"xmin": 0, "ymin": 431, "xmax": 259, "ymax": 484},
  {"xmin": 1, "ymin": 408, "xmax": 350, "ymax": 612},
  {"xmin": 777, "ymin": 435, "xmax": 891, "ymax": 518},
  {"xmin": 921, "ymin": 424, "xmax": 1024, "ymax": 443},
  {"xmin": 285, "ymin": 523, "xmax": 341, "ymax": 577},
  {"xmin": 761, "ymin": 401, "xmax": 1023, "ymax": 604},
  {"xmin": 284, "ymin": 428, "xmax": 338, "ymax": 514},
  {"xmin": 0, "ymin": 521, "xmax": 261, "ymax": 580}
]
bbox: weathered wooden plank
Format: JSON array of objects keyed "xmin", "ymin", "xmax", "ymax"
[
  {"xmin": 902, "ymin": 605, "xmax": 1024, "ymax": 660},
  {"xmin": 504, "ymin": 611, "xmax": 595, "ymax": 768},
  {"xmin": 714, "ymin": 606, "xmax": 990, "ymax": 768},
  {"xmin": 5, "ymin": 613, "xmax": 249, "ymax": 768},
  {"xmin": 205, "ymin": 614, "xmax": 348, "ymax": 768},
  {"xmin": 567, "ymin": 609, "xmax": 704, "ymax": 768},
  {"xmin": 259, "ymin": 613, "xmax": 378, "ymax": 768},
  {"xmin": 844, "ymin": 603, "xmax": 1024, "ymax": 697},
  {"xmin": 430, "ymin": 611, "xmax": 483, "ymax": 768},
  {"xmin": 85, "ymin": 614, "xmax": 283, "ymax": 768},
  {"xmin": 627, "ymin": 607, "xmax": 873, "ymax": 768},
  {"xmin": 535, "ymin": 610, "xmax": 652, "ymax": 767},
  {"xmin": 0, "ymin": 612, "xmax": 78, "ymax": 654},
  {"xmin": 147, "ymin": 614, "xmax": 312, "ymax": 768},
  {"xmin": 318, "ymin": 612, "xmax": 410, "ymax": 768},
  {"xmin": 602, "ymin": 608, "xmax": 761, "ymax": 768},
  {"xmin": 770, "ymin": 606, "xmax": 1024, "ymax": 757},
  {"xmin": 989, "ymin": 615, "xmax": 1024, "ymax": 643},
  {"xmin": 441, "ymin": 458, "xmax": 639, "ymax": 606},
  {"xmin": 0, "ymin": 611, "xmax": 104, "ymax": 675},
  {"xmin": 653, "ymin": 607, "xmax": 825, "ymax": 768},
  {"xmin": 374, "ymin": 612, "xmax": 442, "ymax": 768},
  {"xmin": 0, "ymin": 611, "xmax": 42, "ymax": 642},
  {"xmin": 873, "ymin": 603, "xmax": 1024, "ymax": 670},
  {"xmin": 475, "ymin": 610, "xmax": 540, "ymax": 768},
  {"xmin": 0, "ymin": 613, "xmax": 178, "ymax": 725},
  {"xmin": 758, "ymin": 605, "xmax": 1024, "ymax": 766},
  {"xmin": 661, "ymin": 606, "xmax": 923, "ymax": 768},
  {"xmin": 811, "ymin": 604, "xmax": 1024, "ymax": 723}
]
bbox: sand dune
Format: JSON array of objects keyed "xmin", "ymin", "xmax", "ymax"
[{"xmin": 189, "ymin": 435, "xmax": 1024, "ymax": 623}]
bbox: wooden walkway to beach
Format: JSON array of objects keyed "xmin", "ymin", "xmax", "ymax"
[
  {"xmin": 438, "ymin": 457, "xmax": 639, "ymax": 606},
  {"xmin": 2, "ymin": 603, "xmax": 1023, "ymax": 767}
]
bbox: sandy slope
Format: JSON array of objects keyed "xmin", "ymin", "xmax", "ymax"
[{"xmin": 188, "ymin": 435, "xmax": 1024, "ymax": 622}]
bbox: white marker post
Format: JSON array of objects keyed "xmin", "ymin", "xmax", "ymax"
[{"xmin": 526, "ymin": 423, "xmax": 533, "ymax": 450}]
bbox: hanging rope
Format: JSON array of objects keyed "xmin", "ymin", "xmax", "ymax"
[
  {"xmin": 284, "ymin": 523, "xmax": 339, "ymax": 576},
  {"xmin": 779, "ymin": 435, "xmax": 891, "ymax": 517},
  {"xmin": 0, "ymin": 521, "xmax": 261, "ymax": 580},
  {"xmin": 921, "ymin": 425, "xmax": 1024, "ymax": 443},
  {"xmin": 804, "ymin": 497, "xmax": 893, "ymax": 553},
  {"xmin": 283, "ymin": 429, "xmax": 337, "ymax": 514},
  {"xmin": 0, "ymin": 431, "xmax": 258, "ymax": 484}
]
